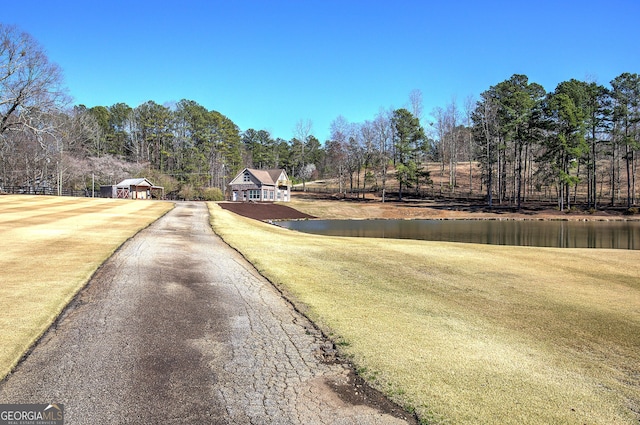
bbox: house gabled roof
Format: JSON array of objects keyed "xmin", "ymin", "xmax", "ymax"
[
  {"xmin": 249, "ymin": 169, "xmax": 284, "ymax": 185},
  {"xmin": 230, "ymin": 168, "xmax": 290, "ymax": 186}
]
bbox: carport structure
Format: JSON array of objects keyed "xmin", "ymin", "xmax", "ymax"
[{"xmin": 114, "ymin": 178, "xmax": 164, "ymax": 199}]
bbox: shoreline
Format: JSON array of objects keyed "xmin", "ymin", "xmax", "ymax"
[{"xmin": 286, "ymin": 193, "xmax": 640, "ymax": 222}]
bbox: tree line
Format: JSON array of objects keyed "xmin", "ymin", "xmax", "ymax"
[
  {"xmin": 472, "ymin": 73, "xmax": 640, "ymax": 210},
  {"xmin": 0, "ymin": 24, "xmax": 325, "ymax": 199},
  {"xmin": 308, "ymin": 71, "xmax": 639, "ymax": 212},
  {"xmin": 1, "ymin": 24, "xmax": 638, "ymax": 208}
]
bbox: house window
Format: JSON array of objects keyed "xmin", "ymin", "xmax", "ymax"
[
  {"xmin": 243, "ymin": 172, "xmax": 251, "ymax": 182},
  {"xmin": 249, "ymin": 190, "xmax": 260, "ymax": 200},
  {"xmin": 270, "ymin": 190, "xmax": 274, "ymax": 200}
]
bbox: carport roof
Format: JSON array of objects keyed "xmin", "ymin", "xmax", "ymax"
[{"xmin": 116, "ymin": 178, "xmax": 153, "ymax": 188}]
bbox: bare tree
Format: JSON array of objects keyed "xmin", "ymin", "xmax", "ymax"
[
  {"xmin": 358, "ymin": 121, "xmax": 378, "ymax": 199},
  {"xmin": 464, "ymin": 95, "xmax": 476, "ymax": 195},
  {"xmin": 0, "ymin": 24, "xmax": 68, "ymax": 138},
  {"xmin": 294, "ymin": 118, "xmax": 313, "ymax": 190},
  {"xmin": 431, "ymin": 106, "xmax": 447, "ymax": 192},
  {"xmin": 373, "ymin": 109, "xmax": 393, "ymax": 202},
  {"xmin": 446, "ymin": 98, "xmax": 461, "ymax": 191},
  {"xmin": 329, "ymin": 115, "xmax": 354, "ymax": 194},
  {"xmin": 409, "ymin": 89, "xmax": 424, "ymax": 123},
  {"xmin": 345, "ymin": 134, "xmax": 361, "ymax": 196}
]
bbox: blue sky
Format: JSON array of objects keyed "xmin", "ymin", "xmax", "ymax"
[{"xmin": 4, "ymin": 0, "xmax": 640, "ymax": 142}]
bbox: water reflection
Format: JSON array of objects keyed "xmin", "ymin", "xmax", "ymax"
[{"xmin": 277, "ymin": 219, "xmax": 640, "ymax": 250}]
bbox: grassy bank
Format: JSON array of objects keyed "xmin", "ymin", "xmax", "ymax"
[
  {"xmin": 209, "ymin": 203, "xmax": 640, "ymax": 424},
  {"xmin": 0, "ymin": 196, "xmax": 172, "ymax": 380},
  {"xmin": 287, "ymin": 194, "xmax": 635, "ymax": 221}
]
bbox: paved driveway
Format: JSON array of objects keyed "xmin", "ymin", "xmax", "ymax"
[{"xmin": 0, "ymin": 202, "xmax": 413, "ymax": 424}]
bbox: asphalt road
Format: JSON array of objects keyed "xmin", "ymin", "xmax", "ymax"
[{"xmin": 0, "ymin": 202, "xmax": 413, "ymax": 424}]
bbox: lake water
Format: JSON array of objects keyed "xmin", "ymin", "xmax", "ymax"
[{"xmin": 276, "ymin": 219, "xmax": 640, "ymax": 249}]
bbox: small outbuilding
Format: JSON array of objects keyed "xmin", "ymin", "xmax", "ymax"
[
  {"xmin": 228, "ymin": 168, "xmax": 291, "ymax": 202},
  {"xmin": 100, "ymin": 178, "xmax": 164, "ymax": 199}
]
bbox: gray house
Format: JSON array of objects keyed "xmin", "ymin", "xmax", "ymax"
[{"xmin": 228, "ymin": 168, "xmax": 291, "ymax": 202}]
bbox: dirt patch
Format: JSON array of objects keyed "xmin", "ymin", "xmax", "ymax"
[
  {"xmin": 314, "ymin": 341, "xmax": 418, "ymax": 423},
  {"xmin": 328, "ymin": 370, "xmax": 417, "ymax": 423},
  {"xmin": 219, "ymin": 201, "xmax": 315, "ymax": 220}
]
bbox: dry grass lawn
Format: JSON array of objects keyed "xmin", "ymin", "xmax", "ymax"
[
  {"xmin": 0, "ymin": 195, "xmax": 172, "ymax": 380},
  {"xmin": 209, "ymin": 202, "xmax": 640, "ymax": 424}
]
